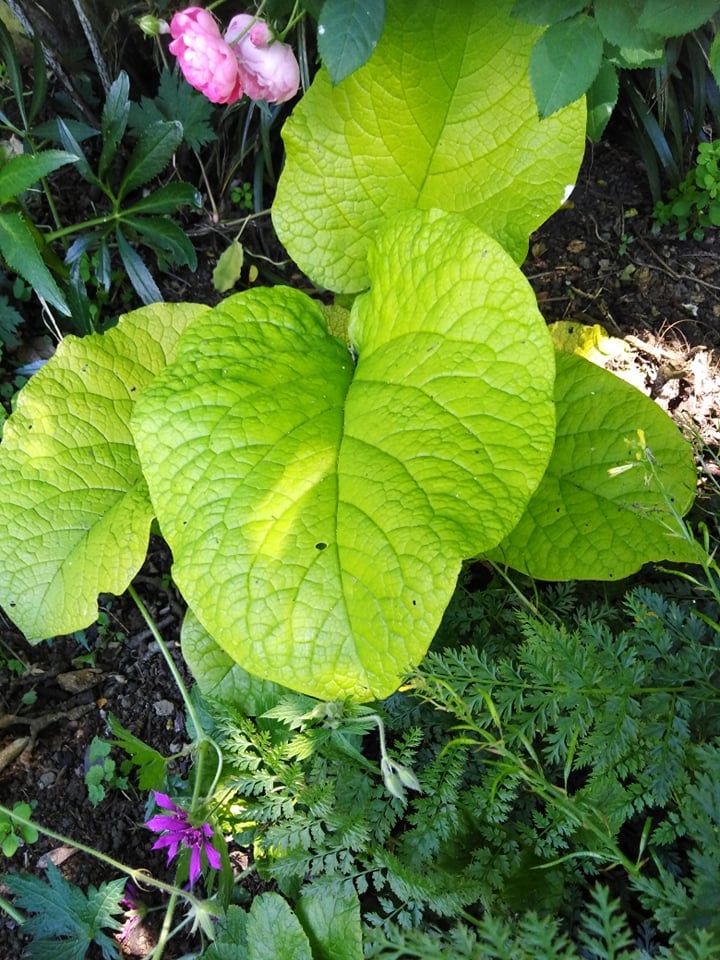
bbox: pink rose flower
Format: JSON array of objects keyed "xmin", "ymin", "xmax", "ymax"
[
  {"xmin": 226, "ymin": 14, "xmax": 300, "ymax": 104},
  {"xmin": 168, "ymin": 7, "xmax": 243, "ymax": 104}
]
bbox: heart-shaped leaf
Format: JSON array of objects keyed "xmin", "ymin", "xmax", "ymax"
[
  {"xmin": 132, "ymin": 210, "xmax": 556, "ymax": 701},
  {"xmin": 272, "ymin": 0, "xmax": 586, "ymax": 292},
  {"xmin": 0, "ymin": 302, "xmax": 207, "ymax": 640}
]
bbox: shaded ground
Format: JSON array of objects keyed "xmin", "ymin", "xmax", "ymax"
[{"xmin": 1, "ymin": 137, "xmax": 720, "ymax": 958}]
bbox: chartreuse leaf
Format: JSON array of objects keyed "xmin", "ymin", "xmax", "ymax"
[
  {"xmin": 132, "ymin": 209, "xmax": 556, "ymax": 701},
  {"xmin": 317, "ymin": 0, "xmax": 385, "ymax": 84},
  {"xmin": 181, "ymin": 607, "xmax": 287, "ymax": 715},
  {"xmin": 487, "ymin": 351, "xmax": 700, "ymax": 580},
  {"xmin": 0, "ymin": 302, "xmax": 207, "ymax": 641},
  {"xmin": 248, "ymin": 893, "xmax": 313, "ymax": 960},
  {"xmin": 272, "ymin": 0, "xmax": 586, "ymax": 293}
]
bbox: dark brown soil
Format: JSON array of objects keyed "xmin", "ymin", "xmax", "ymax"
[{"xmin": 1, "ymin": 136, "xmax": 720, "ymax": 959}]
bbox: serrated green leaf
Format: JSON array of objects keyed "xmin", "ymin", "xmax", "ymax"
[
  {"xmin": 638, "ymin": 0, "xmax": 720, "ymax": 37},
  {"xmin": 181, "ymin": 607, "xmax": 287, "ymax": 714},
  {"xmin": 0, "ymin": 210, "xmax": 70, "ymax": 314},
  {"xmin": 133, "ymin": 209, "xmax": 556, "ymax": 700},
  {"xmin": 202, "ymin": 905, "xmax": 249, "ymax": 959},
  {"xmin": 99, "ymin": 71, "xmax": 131, "ymax": 180},
  {"xmin": 0, "ymin": 149, "xmax": 77, "ymax": 203},
  {"xmin": 125, "ymin": 182, "xmax": 202, "ymax": 215},
  {"xmin": 248, "ymin": 893, "xmax": 313, "ymax": 960},
  {"xmin": 272, "ymin": 0, "xmax": 586, "ymax": 293},
  {"xmin": 594, "ymin": 0, "xmax": 662, "ymax": 49},
  {"xmin": 0, "ymin": 302, "xmax": 208, "ymax": 641},
  {"xmin": 511, "ymin": 0, "xmax": 585, "ymax": 25},
  {"xmin": 487, "ymin": 351, "xmax": 700, "ymax": 580},
  {"xmin": 107, "ymin": 714, "xmax": 167, "ymax": 790},
  {"xmin": 212, "ymin": 239, "xmax": 244, "ymax": 293},
  {"xmin": 129, "ymin": 68, "xmax": 218, "ymax": 153},
  {"xmin": 295, "ymin": 884, "xmax": 363, "ymax": 960},
  {"xmin": 116, "ymin": 227, "xmax": 162, "ymax": 304},
  {"xmin": 586, "ymin": 59, "xmax": 619, "ymax": 141},
  {"xmin": 529, "ymin": 15, "xmax": 603, "ymax": 118},
  {"xmin": 124, "ymin": 214, "xmax": 198, "ymax": 270},
  {"xmin": 118, "ymin": 120, "xmax": 183, "ymax": 200},
  {"xmin": 318, "ymin": 0, "xmax": 385, "ymax": 84}
]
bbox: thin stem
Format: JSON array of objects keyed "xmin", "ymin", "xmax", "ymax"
[
  {"xmin": 150, "ymin": 891, "xmax": 178, "ymax": 960},
  {"xmin": 126, "ymin": 586, "xmax": 223, "ymax": 807},
  {"xmin": 0, "ymin": 802, "xmax": 203, "ymax": 909}
]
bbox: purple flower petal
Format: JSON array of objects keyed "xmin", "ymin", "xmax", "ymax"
[
  {"xmin": 152, "ymin": 791, "xmax": 179, "ymax": 811},
  {"xmin": 147, "ymin": 813, "xmax": 184, "ymax": 833},
  {"xmin": 204, "ymin": 840, "xmax": 222, "ymax": 871},
  {"xmin": 188, "ymin": 845, "xmax": 202, "ymax": 886}
]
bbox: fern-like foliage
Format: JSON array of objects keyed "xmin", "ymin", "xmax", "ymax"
[{"xmin": 1, "ymin": 862, "xmax": 125, "ymax": 960}]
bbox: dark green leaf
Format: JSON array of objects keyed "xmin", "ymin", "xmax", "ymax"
[
  {"xmin": 511, "ymin": 0, "xmax": 585, "ymax": 25},
  {"xmin": 115, "ymin": 227, "xmax": 163, "ymax": 304},
  {"xmin": 29, "ymin": 32, "xmax": 48, "ymax": 125},
  {"xmin": 124, "ymin": 215, "xmax": 197, "ymax": 270},
  {"xmin": 0, "ymin": 20, "xmax": 26, "ymax": 128},
  {"xmin": 529, "ymin": 14, "xmax": 604, "ymax": 118},
  {"xmin": 638, "ymin": 0, "xmax": 720, "ymax": 37},
  {"xmin": 99, "ymin": 71, "xmax": 131, "ymax": 180},
  {"xmin": 57, "ymin": 117, "xmax": 101, "ymax": 187},
  {"xmin": 586, "ymin": 59, "xmax": 619, "ymax": 141},
  {"xmin": 118, "ymin": 120, "xmax": 183, "ymax": 200},
  {"xmin": 124, "ymin": 182, "xmax": 202, "ymax": 215},
  {"xmin": 128, "ymin": 68, "xmax": 217, "ymax": 153},
  {"xmin": 595, "ymin": 0, "xmax": 661, "ymax": 50},
  {"xmin": 318, "ymin": 0, "xmax": 385, "ymax": 84},
  {"xmin": 0, "ymin": 294, "xmax": 25, "ymax": 348},
  {"xmin": 0, "ymin": 210, "xmax": 70, "ymax": 314},
  {"xmin": 0, "ymin": 150, "xmax": 78, "ymax": 204}
]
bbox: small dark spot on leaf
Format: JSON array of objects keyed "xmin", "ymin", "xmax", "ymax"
[{"xmin": 315, "ymin": 542, "xmax": 328, "ymax": 551}]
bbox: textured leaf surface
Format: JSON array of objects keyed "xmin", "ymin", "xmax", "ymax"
[
  {"xmin": 272, "ymin": 0, "xmax": 586, "ymax": 293},
  {"xmin": 487, "ymin": 351, "xmax": 700, "ymax": 580},
  {"xmin": 295, "ymin": 885, "xmax": 363, "ymax": 960},
  {"xmin": 133, "ymin": 210, "xmax": 556, "ymax": 700},
  {"xmin": 0, "ymin": 302, "xmax": 207, "ymax": 640},
  {"xmin": 0, "ymin": 149, "xmax": 77, "ymax": 203},
  {"xmin": 248, "ymin": 894, "xmax": 312, "ymax": 960},
  {"xmin": 181, "ymin": 607, "xmax": 286, "ymax": 715}
]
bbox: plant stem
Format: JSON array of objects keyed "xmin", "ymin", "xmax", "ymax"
[
  {"xmin": 127, "ymin": 585, "xmax": 223, "ymax": 806},
  {"xmin": 0, "ymin": 802, "xmax": 203, "ymax": 909}
]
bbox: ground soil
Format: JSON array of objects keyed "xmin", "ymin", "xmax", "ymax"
[{"xmin": 1, "ymin": 136, "xmax": 720, "ymax": 959}]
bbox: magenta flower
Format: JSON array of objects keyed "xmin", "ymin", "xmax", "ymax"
[{"xmin": 146, "ymin": 791, "xmax": 221, "ymax": 886}]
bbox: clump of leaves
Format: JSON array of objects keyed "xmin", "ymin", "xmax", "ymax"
[
  {"xmin": 84, "ymin": 736, "xmax": 129, "ymax": 806},
  {"xmin": 0, "ymin": 801, "xmax": 38, "ymax": 857},
  {"xmin": 2, "ymin": 862, "xmax": 125, "ymax": 960},
  {"xmin": 653, "ymin": 139, "xmax": 720, "ymax": 238}
]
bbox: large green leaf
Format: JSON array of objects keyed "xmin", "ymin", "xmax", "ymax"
[
  {"xmin": 248, "ymin": 894, "xmax": 313, "ymax": 960},
  {"xmin": 487, "ymin": 351, "xmax": 700, "ymax": 580},
  {"xmin": 317, "ymin": 0, "xmax": 386, "ymax": 84},
  {"xmin": 181, "ymin": 607, "xmax": 287, "ymax": 715},
  {"xmin": 272, "ymin": 0, "xmax": 586, "ymax": 293},
  {"xmin": 132, "ymin": 210, "xmax": 556, "ymax": 701},
  {"xmin": 529, "ymin": 14, "xmax": 604, "ymax": 118},
  {"xmin": 0, "ymin": 302, "xmax": 207, "ymax": 640}
]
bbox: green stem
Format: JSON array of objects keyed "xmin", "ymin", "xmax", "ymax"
[
  {"xmin": 127, "ymin": 586, "xmax": 223, "ymax": 807},
  {"xmin": 151, "ymin": 890, "xmax": 178, "ymax": 960},
  {"xmin": 0, "ymin": 803, "xmax": 203, "ymax": 909}
]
